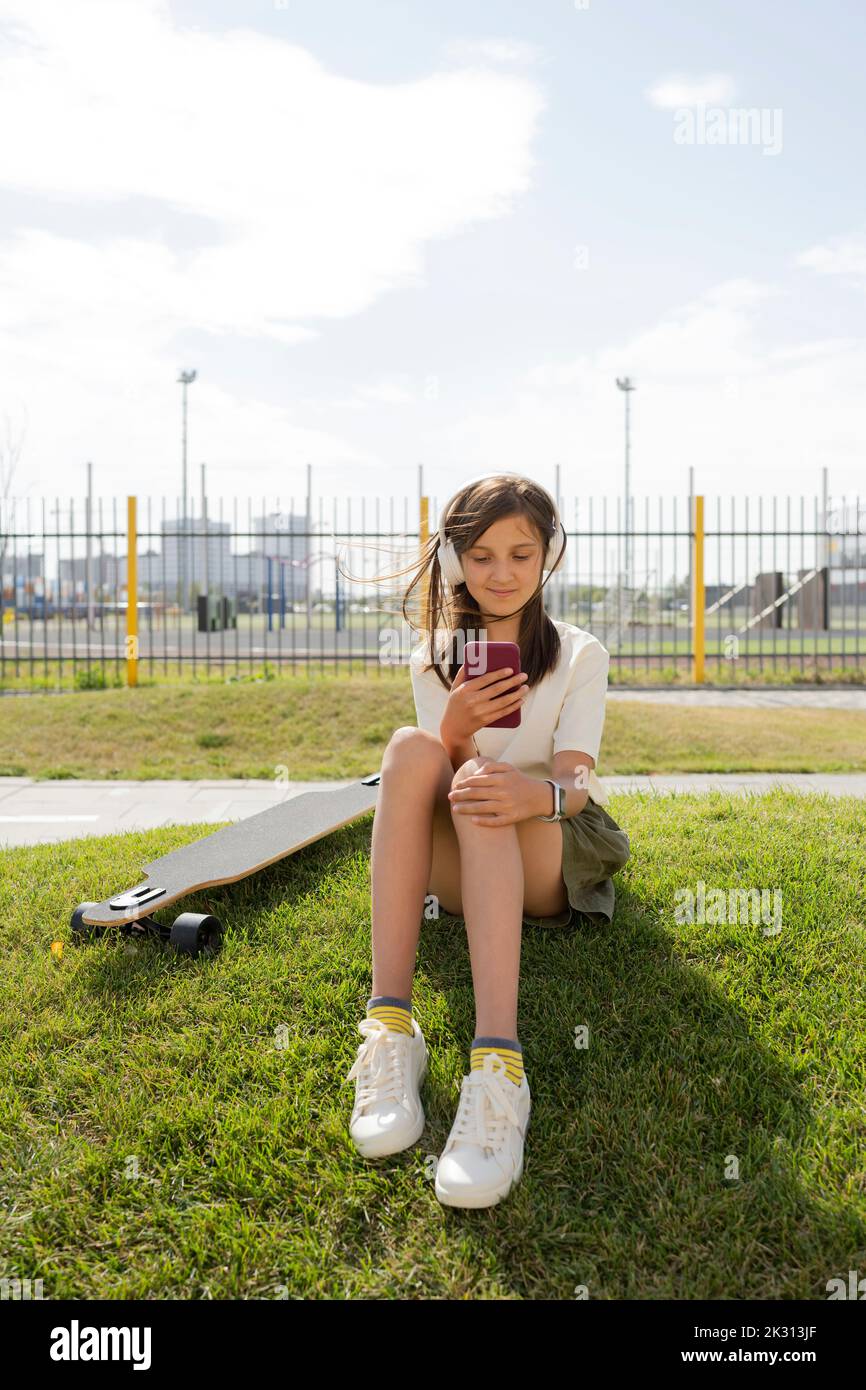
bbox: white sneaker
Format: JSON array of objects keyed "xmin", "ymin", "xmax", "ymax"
[
  {"xmin": 434, "ymin": 1053, "xmax": 531, "ymax": 1208},
  {"xmin": 345, "ymin": 1015, "xmax": 428, "ymax": 1158}
]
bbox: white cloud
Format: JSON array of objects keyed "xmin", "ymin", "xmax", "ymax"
[
  {"xmin": 645, "ymin": 73, "xmax": 737, "ymax": 109},
  {"xmin": 444, "ymin": 38, "xmax": 542, "ymax": 66},
  {"xmin": 433, "ymin": 272, "xmax": 866, "ymax": 498},
  {"xmin": 331, "ymin": 376, "xmax": 418, "ymax": 408},
  {"xmin": 528, "ymin": 279, "xmax": 779, "ymax": 390},
  {"xmin": 795, "ymin": 235, "xmax": 866, "ymax": 285},
  {"xmin": 0, "ymin": 0, "xmax": 542, "ymax": 493}
]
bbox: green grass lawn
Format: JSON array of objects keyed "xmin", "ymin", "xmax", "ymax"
[
  {"xmin": 1, "ymin": 791, "xmax": 863, "ymax": 1298},
  {"xmin": 1, "ymin": 677, "xmax": 865, "ymax": 779}
]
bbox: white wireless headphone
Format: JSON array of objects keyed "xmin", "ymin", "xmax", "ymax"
[{"xmin": 435, "ymin": 472, "xmax": 566, "ymax": 589}]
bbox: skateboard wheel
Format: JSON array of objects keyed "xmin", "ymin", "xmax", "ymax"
[
  {"xmin": 70, "ymin": 902, "xmax": 100, "ymax": 940},
  {"xmin": 169, "ymin": 913, "xmax": 223, "ymax": 957}
]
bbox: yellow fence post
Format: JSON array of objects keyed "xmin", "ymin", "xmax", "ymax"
[
  {"xmin": 692, "ymin": 493, "xmax": 705, "ymax": 684},
  {"xmin": 127, "ymin": 495, "xmax": 138, "ymax": 687},
  {"xmin": 419, "ymin": 495, "xmax": 430, "ymax": 627}
]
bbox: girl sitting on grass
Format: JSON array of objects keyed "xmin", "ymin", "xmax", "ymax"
[{"xmin": 345, "ymin": 471, "xmax": 630, "ymax": 1209}]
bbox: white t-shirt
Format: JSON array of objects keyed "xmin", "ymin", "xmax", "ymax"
[{"xmin": 408, "ymin": 619, "xmax": 610, "ymax": 807}]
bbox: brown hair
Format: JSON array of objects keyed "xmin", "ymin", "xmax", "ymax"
[{"xmin": 401, "ymin": 474, "xmax": 566, "ymax": 693}]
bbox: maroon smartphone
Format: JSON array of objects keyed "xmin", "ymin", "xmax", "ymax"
[{"xmin": 462, "ymin": 640, "xmax": 522, "ymax": 729}]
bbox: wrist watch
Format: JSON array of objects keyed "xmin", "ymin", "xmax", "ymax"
[{"xmin": 536, "ymin": 777, "xmax": 566, "ymax": 822}]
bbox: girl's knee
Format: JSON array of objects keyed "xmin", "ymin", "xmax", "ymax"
[
  {"xmin": 451, "ymin": 754, "xmax": 492, "ymax": 788},
  {"xmin": 384, "ymin": 726, "xmax": 448, "ymax": 772}
]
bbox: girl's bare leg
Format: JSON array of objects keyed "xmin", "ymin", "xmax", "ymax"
[
  {"xmin": 449, "ymin": 769, "xmax": 524, "ymax": 1040},
  {"xmin": 369, "ymin": 727, "xmax": 454, "ymax": 1000},
  {"xmin": 428, "ymin": 756, "xmax": 568, "ymax": 1039}
]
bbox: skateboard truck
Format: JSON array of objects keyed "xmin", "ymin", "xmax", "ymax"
[
  {"xmin": 109, "ymin": 884, "xmax": 167, "ymax": 910},
  {"xmin": 72, "ymin": 899, "xmax": 222, "ymax": 956}
]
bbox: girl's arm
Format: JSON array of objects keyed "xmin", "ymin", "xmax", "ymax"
[
  {"xmin": 448, "ymin": 753, "xmax": 589, "ymax": 825},
  {"xmin": 440, "ymin": 728, "xmax": 478, "ymax": 773},
  {"xmin": 546, "ymin": 749, "xmax": 594, "ymax": 817}
]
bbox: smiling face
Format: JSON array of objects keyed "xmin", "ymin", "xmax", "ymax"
[{"xmin": 459, "ymin": 511, "xmax": 545, "ymax": 613}]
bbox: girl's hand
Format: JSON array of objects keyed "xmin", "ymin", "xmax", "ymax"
[
  {"xmin": 447, "ymin": 759, "xmax": 539, "ymax": 826},
  {"xmin": 440, "ymin": 664, "xmax": 529, "ymax": 745}
]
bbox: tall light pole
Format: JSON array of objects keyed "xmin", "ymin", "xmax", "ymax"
[
  {"xmin": 201, "ymin": 461, "xmax": 208, "ymax": 618},
  {"xmin": 177, "ymin": 369, "xmax": 197, "ymax": 610},
  {"xmin": 85, "ymin": 460, "xmax": 94, "ymax": 629},
  {"xmin": 616, "ymin": 377, "xmax": 636, "ymax": 592},
  {"xmin": 305, "ymin": 461, "xmax": 312, "ymax": 623}
]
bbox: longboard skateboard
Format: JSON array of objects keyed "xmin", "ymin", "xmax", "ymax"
[{"xmin": 71, "ymin": 772, "xmax": 381, "ymax": 957}]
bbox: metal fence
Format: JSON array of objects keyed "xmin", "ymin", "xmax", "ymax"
[{"xmin": 0, "ymin": 491, "xmax": 863, "ymax": 690}]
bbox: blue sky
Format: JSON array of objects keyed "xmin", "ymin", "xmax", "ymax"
[{"xmin": 0, "ymin": 0, "xmax": 863, "ymax": 516}]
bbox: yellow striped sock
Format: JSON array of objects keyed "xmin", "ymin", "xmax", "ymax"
[
  {"xmin": 470, "ymin": 1036, "xmax": 524, "ymax": 1086},
  {"xmin": 366, "ymin": 995, "xmax": 413, "ymax": 1036}
]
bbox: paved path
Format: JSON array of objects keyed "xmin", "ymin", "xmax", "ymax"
[
  {"xmin": 0, "ymin": 778, "xmax": 361, "ymax": 847},
  {"xmin": 607, "ymin": 688, "xmax": 866, "ymax": 708},
  {"xmin": 1, "ymin": 772, "xmax": 864, "ymax": 848}
]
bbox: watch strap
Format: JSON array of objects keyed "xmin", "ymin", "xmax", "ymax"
[{"xmin": 536, "ymin": 777, "xmax": 564, "ymax": 821}]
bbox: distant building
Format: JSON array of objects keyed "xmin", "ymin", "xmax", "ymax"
[
  {"xmin": 18, "ymin": 510, "xmax": 315, "ymax": 609},
  {"xmin": 2, "ymin": 551, "xmax": 44, "ymax": 586},
  {"xmin": 248, "ymin": 511, "xmax": 310, "ymax": 600},
  {"xmin": 157, "ymin": 517, "xmax": 232, "ymax": 597}
]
